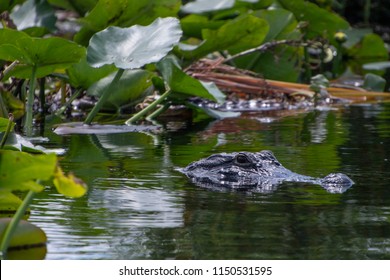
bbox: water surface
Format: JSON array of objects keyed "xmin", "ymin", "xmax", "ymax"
[{"xmin": 30, "ymin": 103, "xmax": 390, "ymax": 259}]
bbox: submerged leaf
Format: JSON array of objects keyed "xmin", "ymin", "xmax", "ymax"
[{"xmin": 86, "ymin": 17, "xmax": 182, "ymax": 69}]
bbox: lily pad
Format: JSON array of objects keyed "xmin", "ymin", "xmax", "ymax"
[
  {"xmin": 10, "ymin": 0, "xmax": 57, "ymax": 36},
  {"xmin": 87, "ymin": 17, "xmax": 183, "ymax": 69},
  {"xmin": 0, "ymin": 218, "xmax": 47, "ymax": 260},
  {"xmin": 0, "ymin": 29, "xmax": 85, "ymax": 79},
  {"xmin": 53, "ymin": 122, "xmax": 160, "ymax": 135}
]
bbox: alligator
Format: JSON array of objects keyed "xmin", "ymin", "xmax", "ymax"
[{"xmin": 179, "ymin": 150, "xmax": 354, "ymax": 193}]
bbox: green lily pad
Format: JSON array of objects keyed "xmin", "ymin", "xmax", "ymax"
[
  {"xmin": 86, "ymin": 17, "xmax": 182, "ymax": 69},
  {"xmin": 0, "ymin": 29, "xmax": 85, "ymax": 79},
  {"xmin": 10, "ymin": 0, "xmax": 57, "ymax": 36},
  {"xmin": 0, "ymin": 218, "xmax": 47, "ymax": 260}
]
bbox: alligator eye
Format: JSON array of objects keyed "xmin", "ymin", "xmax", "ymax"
[{"xmin": 234, "ymin": 154, "xmax": 252, "ymax": 167}]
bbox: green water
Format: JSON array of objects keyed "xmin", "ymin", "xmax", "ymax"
[{"xmin": 30, "ymin": 103, "xmax": 390, "ymax": 259}]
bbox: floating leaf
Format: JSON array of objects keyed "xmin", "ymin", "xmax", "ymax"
[
  {"xmin": 0, "ymin": 150, "xmax": 57, "ymax": 192},
  {"xmin": 87, "ymin": 17, "xmax": 182, "ymax": 69},
  {"xmin": 53, "ymin": 167, "xmax": 88, "ymax": 197},
  {"xmin": 0, "ymin": 218, "xmax": 47, "ymax": 260},
  {"xmin": 363, "ymin": 61, "xmax": 390, "ymax": 71}
]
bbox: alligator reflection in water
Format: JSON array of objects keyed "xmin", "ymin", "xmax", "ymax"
[{"xmin": 179, "ymin": 150, "xmax": 354, "ymax": 193}]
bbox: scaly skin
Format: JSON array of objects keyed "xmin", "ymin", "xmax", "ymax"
[{"xmin": 180, "ymin": 150, "xmax": 354, "ymax": 193}]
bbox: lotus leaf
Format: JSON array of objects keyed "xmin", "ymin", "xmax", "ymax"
[{"xmin": 87, "ymin": 17, "xmax": 183, "ymax": 69}]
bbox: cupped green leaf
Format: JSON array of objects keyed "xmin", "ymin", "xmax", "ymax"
[
  {"xmin": 0, "ymin": 150, "xmax": 57, "ymax": 192},
  {"xmin": 87, "ymin": 17, "xmax": 183, "ymax": 69},
  {"xmin": 87, "ymin": 69, "xmax": 155, "ymax": 110},
  {"xmin": 157, "ymin": 56, "xmax": 225, "ymax": 103}
]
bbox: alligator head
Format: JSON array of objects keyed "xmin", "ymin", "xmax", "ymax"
[{"xmin": 179, "ymin": 150, "xmax": 354, "ymax": 193}]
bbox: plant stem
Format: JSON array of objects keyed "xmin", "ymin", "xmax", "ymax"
[
  {"xmin": 146, "ymin": 102, "xmax": 171, "ymax": 121},
  {"xmin": 0, "ymin": 114, "xmax": 14, "ymax": 149},
  {"xmin": 25, "ymin": 65, "xmax": 37, "ymax": 137},
  {"xmin": 84, "ymin": 68, "xmax": 125, "ymax": 125},
  {"xmin": 56, "ymin": 88, "xmax": 83, "ymax": 116},
  {"xmin": 0, "ymin": 190, "xmax": 35, "ymax": 260},
  {"xmin": 125, "ymin": 90, "xmax": 171, "ymax": 125}
]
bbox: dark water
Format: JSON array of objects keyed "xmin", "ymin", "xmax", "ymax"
[{"xmin": 29, "ymin": 103, "xmax": 390, "ymax": 259}]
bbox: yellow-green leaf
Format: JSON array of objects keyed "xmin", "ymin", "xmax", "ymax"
[{"xmin": 53, "ymin": 167, "xmax": 87, "ymax": 198}]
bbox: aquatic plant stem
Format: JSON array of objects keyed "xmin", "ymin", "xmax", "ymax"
[
  {"xmin": 0, "ymin": 114, "xmax": 14, "ymax": 149},
  {"xmin": 25, "ymin": 65, "xmax": 37, "ymax": 137},
  {"xmin": 125, "ymin": 90, "xmax": 171, "ymax": 125},
  {"xmin": 0, "ymin": 190, "xmax": 35, "ymax": 260},
  {"xmin": 84, "ymin": 68, "xmax": 125, "ymax": 125},
  {"xmin": 56, "ymin": 88, "xmax": 83, "ymax": 116}
]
